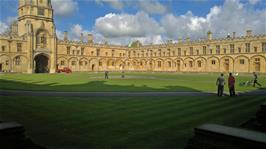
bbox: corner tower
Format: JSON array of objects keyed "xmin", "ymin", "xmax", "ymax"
[{"xmin": 17, "ymin": 0, "xmax": 57, "ymax": 73}]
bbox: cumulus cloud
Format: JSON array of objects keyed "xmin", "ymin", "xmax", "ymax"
[
  {"xmin": 96, "ymin": 0, "xmax": 124, "ymax": 10},
  {"xmin": 95, "ymin": 0, "xmax": 168, "ymax": 14},
  {"xmin": 138, "ymin": 0, "xmax": 168, "ymax": 14},
  {"xmin": 95, "ymin": 11, "xmax": 164, "ymax": 38},
  {"xmin": 0, "ymin": 21, "xmax": 8, "ymax": 34},
  {"xmin": 248, "ymin": 0, "xmax": 261, "ymax": 5},
  {"xmin": 51, "ymin": 0, "xmax": 78, "ymax": 17},
  {"xmin": 161, "ymin": 0, "xmax": 266, "ymax": 40}
]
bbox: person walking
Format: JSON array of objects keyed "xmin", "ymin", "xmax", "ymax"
[
  {"xmin": 105, "ymin": 71, "xmax": 109, "ymax": 79},
  {"xmin": 216, "ymin": 73, "xmax": 225, "ymax": 96},
  {"xmin": 253, "ymin": 72, "xmax": 261, "ymax": 87},
  {"xmin": 228, "ymin": 73, "xmax": 236, "ymax": 96}
]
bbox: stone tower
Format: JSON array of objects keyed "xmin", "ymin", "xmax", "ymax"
[{"xmin": 17, "ymin": 0, "xmax": 57, "ymax": 73}]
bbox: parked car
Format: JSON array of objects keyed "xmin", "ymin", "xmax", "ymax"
[{"xmin": 57, "ymin": 67, "xmax": 72, "ymax": 73}]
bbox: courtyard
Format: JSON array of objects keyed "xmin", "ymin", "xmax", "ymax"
[{"xmin": 0, "ymin": 72, "xmax": 266, "ymax": 149}]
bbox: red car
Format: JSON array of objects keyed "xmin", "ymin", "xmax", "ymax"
[{"xmin": 57, "ymin": 67, "xmax": 72, "ymax": 73}]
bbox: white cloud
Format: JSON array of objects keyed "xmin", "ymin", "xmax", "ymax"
[
  {"xmin": 248, "ymin": 0, "xmax": 261, "ymax": 5},
  {"xmin": 96, "ymin": 0, "xmax": 124, "ymax": 10},
  {"xmin": 0, "ymin": 21, "xmax": 8, "ymax": 34},
  {"xmin": 95, "ymin": 11, "xmax": 164, "ymax": 38},
  {"xmin": 56, "ymin": 29, "xmax": 64, "ymax": 39},
  {"xmin": 51, "ymin": 0, "xmax": 78, "ymax": 17},
  {"xmin": 161, "ymin": 0, "xmax": 266, "ymax": 40},
  {"xmin": 138, "ymin": 0, "xmax": 168, "ymax": 14}
]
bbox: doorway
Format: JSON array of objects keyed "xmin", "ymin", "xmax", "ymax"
[{"xmin": 34, "ymin": 54, "xmax": 49, "ymax": 73}]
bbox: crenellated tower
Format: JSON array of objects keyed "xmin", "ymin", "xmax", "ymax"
[{"xmin": 17, "ymin": 0, "xmax": 57, "ymax": 73}]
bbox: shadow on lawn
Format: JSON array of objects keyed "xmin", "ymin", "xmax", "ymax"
[{"xmin": 0, "ymin": 79, "xmax": 201, "ymax": 92}]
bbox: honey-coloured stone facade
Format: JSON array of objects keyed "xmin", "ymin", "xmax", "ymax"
[{"xmin": 1, "ymin": 0, "xmax": 266, "ymax": 73}]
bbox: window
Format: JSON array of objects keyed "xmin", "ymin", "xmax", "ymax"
[
  {"xmin": 81, "ymin": 48, "xmax": 84, "ymax": 55},
  {"xmin": 67, "ymin": 47, "xmax": 70, "ymax": 54},
  {"xmin": 245, "ymin": 43, "xmax": 250, "ymax": 53},
  {"xmin": 105, "ymin": 52, "xmax": 108, "ymax": 56},
  {"xmin": 196, "ymin": 50, "xmax": 199, "ymax": 55},
  {"xmin": 112, "ymin": 50, "xmax": 115, "ymax": 57},
  {"xmin": 71, "ymin": 61, "xmax": 76, "ymax": 66},
  {"xmin": 178, "ymin": 48, "xmax": 181, "ymax": 56},
  {"xmin": 189, "ymin": 61, "xmax": 193, "ymax": 67},
  {"xmin": 99, "ymin": 62, "xmax": 102, "ymax": 66},
  {"xmin": 97, "ymin": 49, "xmax": 100, "ymax": 56},
  {"xmin": 60, "ymin": 61, "xmax": 65, "ymax": 66},
  {"xmin": 6, "ymin": 60, "xmax": 9, "ymax": 65},
  {"xmin": 255, "ymin": 58, "xmax": 260, "ymax": 62},
  {"xmin": 15, "ymin": 57, "xmax": 20, "ymax": 65},
  {"xmin": 240, "ymin": 59, "xmax": 245, "ymax": 64},
  {"xmin": 91, "ymin": 51, "xmax": 94, "ymax": 56},
  {"xmin": 184, "ymin": 51, "xmax": 187, "ymax": 56},
  {"xmin": 216, "ymin": 45, "xmax": 220, "ymax": 54},
  {"xmin": 158, "ymin": 61, "xmax": 161, "ymax": 67},
  {"xmin": 197, "ymin": 61, "xmax": 201, "ymax": 67},
  {"xmin": 223, "ymin": 48, "xmax": 226, "ymax": 54},
  {"xmin": 77, "ymin": 50, "xmax": 80, "ymax": 55},
  {"xmin": 79, "ymin": 61, "xmax": 83, "ymax": 66},
  {"xmin": 168, "ymin": 61, "xmax": 171, "ymax": 67},
  {"xmin": 85, "ymin": 61, "xmax": 88, "ymax": 65},
  {"xmin": 72, "ymin": 50, "xmax": 75, "ymax": 55},
  {"xmin": 190, "ymin": 47, "xmax": 193, "ymax": 55},
  {"xmin": 2, "ymin": 46, "xmax": 6, "ymax": 52},
  {"xmin": 262, "ymin": 42, "xmax": 266, "ymax": 52},
  {"xmin": 210, "ymin": 49, "xmax": 213, "ymax": 54},
  {"xmin": 254, "ymin": 47, "xmax": 257, "ymax": 53},
  {"xmin": 203, "ymin": 46, "xmax": 206, "ymax": 55},
  {"xmin": 38, "ymin": 8, "xmax": 45, "ymax": 16},
  {"xmin": 120, "ymin": 53, "xmax": 122, "ymax": 57},
  {"xmin": 238, "ymin": 48, "xmax": 241, "ymax": 53},
  {"xmin": 211, "ymin": 60, "xmax": 216, "ymax": 65},
  {"xmin": 112, "ymin": 62, "xmax": 115, "ymax": 66},
  {"xmin": 230, "ymin": 44, "xmax": 234, "ymax": 53}
]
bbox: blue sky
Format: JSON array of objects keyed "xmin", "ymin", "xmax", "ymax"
[{"xmin": 0, "ymin": 0, "xmax": 266, "ymax": 45}]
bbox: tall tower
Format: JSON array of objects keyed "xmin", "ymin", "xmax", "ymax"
[{"xmin": 17, "ymin": 0, "xmax": 57, "ymax": 73}]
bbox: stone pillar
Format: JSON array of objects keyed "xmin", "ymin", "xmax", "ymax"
[
  {"xmin": 207, "ymin": 31, "xmax": 212, "ymax": 40},
  {"xmin": 80, "ymin": 33, "xmax": 84, "ymax": 43},
  {"xmin": 87, "ymin": 34, "xmax": 93, "ymax": 44},
  {"xmin": 246, "ymin": 30, "xmax": 252, "ymax": 37},
  {"xmin": 64, "ymin": 31, "xmax": 68, "ymax": 41}
]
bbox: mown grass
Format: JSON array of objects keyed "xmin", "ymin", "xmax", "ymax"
[
  {"xmin": 1, "ymin": 72, "xmax": 265, "ymax": 92},
  {"xmin": 0, "ymin": 96, "xmax": 265, "ymax": 149}
]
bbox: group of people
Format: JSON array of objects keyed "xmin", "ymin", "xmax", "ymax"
[
  {"xmin": 104, "ymin": 71, "xmax": 125, "ymax": 79},
  {"xmin": 216, "ymin": 72, "xmax": 262, "ymax": 97}
]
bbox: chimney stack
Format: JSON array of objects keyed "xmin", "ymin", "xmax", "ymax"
[
  {"xmin": 246, "ymin": 30, "xmax": 252, "ymax": 37},
  {"xmin": 80, "ymin": 33, "xmax": 84, "ymax": 42},
  {"xmin": 207, "ymin": 31, "xmax": 212, "ymax": 40},
  {"xmin": 87, "ymin": 34, "xmax": 94, "ymax": 44},
  {"xmin": 64, "ymin": 31, "xmax": 68, "ymax": 41},
  {"xmin": 233, "ymin": 32, "xmax": 236, "ymax": 38},
  {"xmin": 178, "ymin": 37, "xmax": 182, "ymax": 43},
  {"xmin": 186, "ymin": 37, "xmax": 190, "ymax": 43}
]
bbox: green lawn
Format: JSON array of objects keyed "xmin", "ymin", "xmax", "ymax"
[
  {"xmin": 1, "ymin": 72, "xmax": 265, "ymax": 92},
  {"xmin": 0, "ymin": 96, "xmax": 265, "ymax": 149}
]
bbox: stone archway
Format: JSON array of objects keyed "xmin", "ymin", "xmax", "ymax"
[{"xmin": 34, "ymin": 54, "xmax": 49, "ymax": 73}]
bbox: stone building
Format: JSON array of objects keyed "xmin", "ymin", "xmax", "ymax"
[{"xmin": 0, "ymin": 0, "xmax": 266, "ymax": 73}]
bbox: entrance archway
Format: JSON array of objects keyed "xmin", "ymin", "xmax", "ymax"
[{"xmin": 34, "ymin": 54, "xmax": 49, "ymax": 73}]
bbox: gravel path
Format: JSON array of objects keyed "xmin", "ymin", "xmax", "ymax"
[{"xmin": 1, "ymin": 89, "xmax": 265, "ymax": 97}]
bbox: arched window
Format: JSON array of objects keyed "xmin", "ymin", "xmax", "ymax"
[{"xmin": 37, "ymin": 31, "xmax": 47, "ymax": 48}]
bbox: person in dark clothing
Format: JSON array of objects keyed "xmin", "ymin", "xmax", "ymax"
[
  {"xmin": 105, "ymin": 71, "xmax": 109, "ymax": 79},
  {"xmin": 253, "ymin": 72, "xmax": 261, "ymax": 87},
  {"xmin": 228, "ymin": 73, "xmax": 236, "ymax": 96},
  {"xmin": 216, "ymin": 73, "xmax": 225, "ymax": 96}
]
